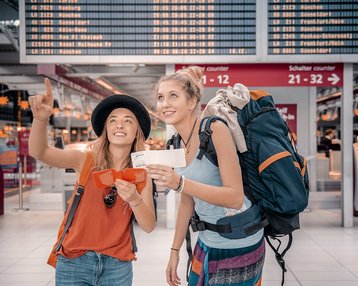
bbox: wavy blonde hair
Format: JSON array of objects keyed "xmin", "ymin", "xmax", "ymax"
[
  {"xmin": 89, "ymin": 118, "xmax": 146, "ymax": 171},
  {"xmin": 155, "ymin": 65, "xmax": 204, "ymax": 107}
]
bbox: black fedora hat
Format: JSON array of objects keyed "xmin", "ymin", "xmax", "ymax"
[{"xmin": 91, "ymin": 94, "xmax": 151, "ymax": 139}]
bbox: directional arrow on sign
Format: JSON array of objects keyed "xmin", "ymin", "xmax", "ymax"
[{"xmin": 328, "ymin": 73, "xmax": 340, "ymax": 85}]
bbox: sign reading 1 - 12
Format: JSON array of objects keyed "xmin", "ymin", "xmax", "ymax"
[{"xmin": 202, "ymin": 74, "xmax": 230, "ymax": 85}]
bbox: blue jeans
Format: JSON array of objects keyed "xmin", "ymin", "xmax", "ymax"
[{"xmin": 56, "ymin": 251, "xmax": 133, "ymax": 286}]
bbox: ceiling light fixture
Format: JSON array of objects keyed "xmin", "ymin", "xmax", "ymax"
[
  {"xmin": 96, "ymin": 78, "xmax": 125, "ymax": 95},
  {"xmin": 107, "ymin": 64, "xmax": 145, "ymax": 67},
  {"xmin": 0, "ymin": 96, "xmax": 9, "ymax": 106}
]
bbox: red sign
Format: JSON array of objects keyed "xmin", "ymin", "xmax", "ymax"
[
  {"xmin": 0, "ymin": 148, "xmax": 17, "ymax": 168},
  {"xmin": 175, "ymin": 64, "xmax": 343, "ymax": 87},
  {"xmin": 18, "ymin": 129, "xmax": 30, "ymax": 157},
  {"xmin": 276, "ymin": 104, "xmax": 297, "ymax": 136}
]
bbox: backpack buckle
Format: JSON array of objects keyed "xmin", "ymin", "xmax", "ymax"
[
  {"xmin": 199, "ymin": 131, "xmax": 211, "ymax": 147},
  {"xmin": 275, "ymin": 254, "xmax": 287, "ymax": 272},
  {"xmin": 192, "ymin": 221, "xmax": 206, "ymax": 232},
  {"xmin": 76, "ymin": 185, "xmax": 85, "ymax": 196},
  {"xmin": 204, "ymin": 129, "xmax": 212, "ymax": 136},
  {"xmin": 190, "ymin": 217, "xmax": 206, "ymax": 232}
]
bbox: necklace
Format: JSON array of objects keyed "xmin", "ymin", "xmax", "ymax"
[{"xmin": 181, "ymin": 118, "xmax": 197, "ymax": 154}]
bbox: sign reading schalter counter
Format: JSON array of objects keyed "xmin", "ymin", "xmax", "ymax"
[{"xmin": 176, "ymin": 64, "xmax": 343, "ymax": 87}]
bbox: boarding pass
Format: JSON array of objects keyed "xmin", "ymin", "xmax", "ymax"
[{"xmin": 131, "ymin": 149, "xmax": 186, "ymax": 168}]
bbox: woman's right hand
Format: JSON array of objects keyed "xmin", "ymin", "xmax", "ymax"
[
  {"xmin": 166, "ymin": 251, "xmax": 181, "ymax": 286},
  {"xmin": 28, "ymin": 78, "xmax": 54, "ymax": 121}
]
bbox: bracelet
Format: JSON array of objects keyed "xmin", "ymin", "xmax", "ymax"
[
  {"xmin": 173, "ymin": 175, "xmax": 182, "ymax": 191},
  {"xmin": 129, "ymin": 197, "xmax": 143, "ymax": 208},
  {"xmin": 170, "ymin": 247, "xmax": 180, "ymax": 252},
  {"xmin": 178, "ymin": 176, "xmax": 185, "ymax": 193}
]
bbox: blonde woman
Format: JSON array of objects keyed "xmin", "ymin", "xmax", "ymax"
[
  {"xmin": 29, "ymin": 79, "xmax": 155, "ymax": 286},
  {"xmin": 148, "ymin": 67, "xmax": 265, "ymax": 286}
]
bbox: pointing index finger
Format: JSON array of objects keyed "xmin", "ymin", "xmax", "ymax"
[{"xmin": 44, "ymin": 78, "xmax": 53, "ymax": 101}]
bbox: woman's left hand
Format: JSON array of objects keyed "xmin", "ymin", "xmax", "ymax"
[
  {"xmin": 114, "ymin": 179, "xmax": 141, "ymax": 205},
  {"xmin": 147, "ymin": 164, "xmax": 180, "ymax": 189}
]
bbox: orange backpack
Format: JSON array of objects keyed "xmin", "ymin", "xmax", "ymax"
[{"xmin": 47, "ymin": 152, "xmax": 93, "ymax": 268}]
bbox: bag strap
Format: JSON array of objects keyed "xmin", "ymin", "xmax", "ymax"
[
  {"xmin": 197, "ymin": 116, "xmax": 227, "ymax": 166},
  {"xmin": 78, "ymin": 152, "xmax": 94, "ymax": 186},
  {"xmin": 190, "ymin": 214, "xmax": 232, "ymax": 233},
  {"xmin": 265, "ymin": 233, "xmax": 293, "ymax": 286},
  {"xmin": 166, "ymin": 133, "xmax": 181, "ymax": 150},
  {"xmin": 55, "ymin": 152, "xmax": 93, "ymax": 252},
  {"xmin": 130, "ymin": 214, "xmax": 138, "ymax": 253},
  {"xmin": 185, "ymin": 224, "xmax": 193, "ymax": 282}
]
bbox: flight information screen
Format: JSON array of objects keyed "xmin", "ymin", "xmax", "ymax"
[
  {"xmin": 268, "ymin": 0, "xmax": 358, "ymax": 55},
  {"xmin": 23, "ymin": 0, "xmax": 256, "ymax": 57}
]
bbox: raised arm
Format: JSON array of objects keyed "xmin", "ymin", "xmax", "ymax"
[{"xmin": 28, "ymin": 78, "xmax": 85, "ymax": 172}]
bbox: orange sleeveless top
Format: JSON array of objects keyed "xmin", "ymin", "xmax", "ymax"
[{"xmin": 58, "ymin": 152, "xmax": 137, "ymax": 261}]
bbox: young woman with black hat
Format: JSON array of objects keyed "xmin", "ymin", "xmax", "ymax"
[
  {"xmin": 28, "ymin": 78, "xmax": 156, "ymax": 286},
  {"xmin": 147, "ymin": 66, "xmax": 265, "ymax": 286}
]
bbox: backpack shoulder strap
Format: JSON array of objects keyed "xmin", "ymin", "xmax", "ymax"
[
  {"xmin": 130, "ymin": 213, "xmax": 138, "ymax": 253},
  {"xmin": 166, "ymin": 133, "xmax": 181, "ymax": 150},
  {"xmin": 78, "ymin": 152, "xmax": 94, "ymax": 186},
  {"xmin": 197, "ymin": 116, "xmax": 227, "ymax": 166},
  {"xmin": 55, "ymin": 152, "xmax": 93, "ymax": 252}
]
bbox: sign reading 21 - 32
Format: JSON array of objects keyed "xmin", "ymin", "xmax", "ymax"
[{"xmin": 176, "ymin": 64, "xmax": 343, "ymax": 87}]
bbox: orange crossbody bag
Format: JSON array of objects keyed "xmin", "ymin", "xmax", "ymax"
[{"xmin": 47, "ymin": 152, "xmax": 93, "ymax": 268}]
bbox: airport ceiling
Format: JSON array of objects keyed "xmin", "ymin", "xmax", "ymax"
[
  {"xmin": 0, "ymin": 0, "xmax": 165, "ymax": 112},
  {"xmin": 2, "ymin": 1, "xmax": 358, "ymax": 112}
]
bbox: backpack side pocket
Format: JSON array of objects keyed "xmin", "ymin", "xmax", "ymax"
[{"xmin": 257, "ymin": 141, "xmax": 309, "ymax": 214}]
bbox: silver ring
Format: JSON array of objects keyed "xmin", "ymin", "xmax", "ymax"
[{"xmin": 162, "ymin": 176, "xmax": 166, "ymax": 182}]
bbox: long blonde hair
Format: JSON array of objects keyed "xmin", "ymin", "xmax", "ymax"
[
  {"xmin": 155, "ymin": 65, "xmax": 204, "ymax": 107},
  {"xmin": 89, "ymin": 119, "xmax": 146, "ymax": 170}
]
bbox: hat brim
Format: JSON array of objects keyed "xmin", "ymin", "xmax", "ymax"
[{"xmin": 91, "ymin": 94, "xmax": 151, "ymax": 139}]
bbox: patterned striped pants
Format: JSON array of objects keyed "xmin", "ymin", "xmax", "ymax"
[{"xmin": 189, "ymin": 238, "xmax": 265, "ymax": 286}]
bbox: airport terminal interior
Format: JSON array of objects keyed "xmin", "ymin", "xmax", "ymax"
[
  {"xmin": 0, "ymin": 188, "xmax": 357, "ymax": 286},
  {"xmin": 1, "ymin": 1, "xmax": 358, "ymax": 285}
]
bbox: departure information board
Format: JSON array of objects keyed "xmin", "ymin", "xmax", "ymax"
[
  {"xmin": 23, "ymin": 0, "xmax": 256, "ymax": 57},
  {"xmin": 19, "ymin": 0, "xmax": 358, "ymax": 63},
  {"xmin": 268, "ymin": 0, "xmax": 358, "ymax": 55}
]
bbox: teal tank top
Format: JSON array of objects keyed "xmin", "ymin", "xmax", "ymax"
[{"xmin": 177, "ymin": 150, "xmax": 263, "ymax": 249}]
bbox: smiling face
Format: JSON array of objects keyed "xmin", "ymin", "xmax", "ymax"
[
  {"xmin": 156, "ymin": 80, "xmax": 196, "ymax": 125},
  {"xmin": 105, "ymin": 108, "xmax": 139, "ymax": 146}
]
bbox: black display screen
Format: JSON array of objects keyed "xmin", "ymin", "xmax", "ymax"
[
  {"xmin": 268, "ymin": 0, "xmax": 358, "ymax": 55},
  {"xmin": 24, "ymin": 0, "xmax": 256, "ymax": 56}
]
